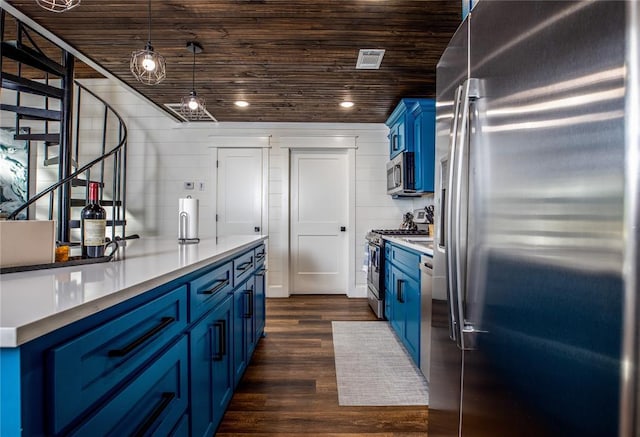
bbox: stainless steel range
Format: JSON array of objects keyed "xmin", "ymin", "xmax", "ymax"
[{"xmin": 365, "ymin": 229, "xmax": 429, "ymax": 319}]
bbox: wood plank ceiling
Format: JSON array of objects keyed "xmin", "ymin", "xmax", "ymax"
[{"xmin": 2, "ymin": 0, "xmax": 461, "ymax": 123}]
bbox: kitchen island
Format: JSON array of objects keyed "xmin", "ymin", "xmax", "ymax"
[{"xmin": 0, "ymin": 235, "xmax": 267, "ymax": 436}]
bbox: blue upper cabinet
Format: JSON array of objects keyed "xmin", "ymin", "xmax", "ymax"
[
  {"xmin": 411, "ymin": 100, "xmax": 436, "ymax": 192},
  {"xmin": 386, "ymin": 98, "xmax": 416, "ymax": 159},
  {"xmin": 385, "ymin": 98, "xmax": 436, "ymax": 192}
]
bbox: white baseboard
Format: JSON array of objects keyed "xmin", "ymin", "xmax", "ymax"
[
  {"xmin": 348, "ymin": 284, "xmax": 368, "ymax": 298},
  {"xmin": 267, "ymin": 285, "xmax": 289, "ymax": 298}
]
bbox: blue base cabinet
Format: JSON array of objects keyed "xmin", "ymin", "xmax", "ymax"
[
  {"xmin": 68, "ymin": 337, "xmax": 189, "ymax": 436},
  {"xmin": 385, "ymin": 242, "xmax": 422, "ymax": 366},
  {"xmin": 233, "ymin": 279, "xmax": 251, "ymax": 386},
  {"xmin": 190, "ymin": 294, "xmax": 233, "ymax": 437},
  {"xmin": 0, "ymin": 241, "xmax": 267, "ymax": 437}
]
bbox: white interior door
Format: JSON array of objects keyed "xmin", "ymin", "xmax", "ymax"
[
  {"xmin": 290, "ymin": 149, "xmax": 348, "ymax": 294},
  {"xmin": 216, "ymin": 148, "xmax": 263, "ymax": 237}
]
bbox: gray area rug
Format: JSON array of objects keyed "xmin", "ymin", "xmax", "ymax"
[{"xmin": 332, "ymin": 321, "xmax": 429, "ymax": 406}]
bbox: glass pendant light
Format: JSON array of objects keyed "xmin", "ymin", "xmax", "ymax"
[
  {"xmin": 36, "ymin": 0, "xmax": 80, "ymax": 13},
  {"xmin": 181, "ymin": 41, "xmax": 206, "ymax": 118},
  {"xmin": 130, "ymin": 0, "xmax": 166, "ymax": 85}
]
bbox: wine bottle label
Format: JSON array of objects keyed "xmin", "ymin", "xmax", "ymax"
[{"xmin": 83, "ymin": 219, "xmax": 106, "ymax": 246}]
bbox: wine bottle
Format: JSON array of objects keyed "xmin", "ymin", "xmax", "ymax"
[{"xmin": 81, "ymin": 182, "xmax": 107, "ymax": 258}]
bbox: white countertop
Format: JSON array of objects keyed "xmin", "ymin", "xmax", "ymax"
[
  {"xmin": 383, "ymin": 235, "xmax": 434, "ymax": 256},
  {"xmin": 0, "ymin": 235, "xmax": 267, "ymax": 347}
]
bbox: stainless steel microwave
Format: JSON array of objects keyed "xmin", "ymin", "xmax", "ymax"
[{"xmin": 386, "ymin": 152, "xmax": 417, "ymax": 196}]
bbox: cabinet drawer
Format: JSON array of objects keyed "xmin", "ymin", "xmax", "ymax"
[
  {"xmin": 233, "ymin": 250, "xmax": 254, "ymax": 283},
  {"xmin": 389, "ymin": 244, "xmax": 421, "ymax": 279},
  {"xmin": 48, "ymin": 286, "xmax": 188, "ymax": 434},
  {"xmin": 254, "ymin": 244, "xmax": 266, "ymax": 267},
  {"xmin": 189, "ymin": 261, "xmax": 233, "ymax": 322},
  {"xmin": 69, "ymin": 337, "xmax": 189, "ymax": 436}
]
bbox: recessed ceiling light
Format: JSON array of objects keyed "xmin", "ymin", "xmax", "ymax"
[
  {"xmin": 234, "ymin": 100, "xmax": 249, "ymax": 108},
  {"xmin": 340, "ymin": 101, "xmax": 354, "ymax": 108}
]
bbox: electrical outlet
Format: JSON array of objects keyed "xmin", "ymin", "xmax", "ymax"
[
  {"xmin": 198, "ymin": 182, "xmax": 205, "ymax": 191},
  {"xmin": 184, "ymin": 181, "xmax": 194, "ymax": 190}
]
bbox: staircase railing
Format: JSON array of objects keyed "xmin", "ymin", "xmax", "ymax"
[
  {"xmin": 7, "ymin": 81, "xmax": 128, "ymax": 243},
  {"xmin": 2, "ymin": 13, "xmax": 128, "ymax": 244}
]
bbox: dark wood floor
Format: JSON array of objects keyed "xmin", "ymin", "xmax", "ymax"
[{"xmin": 216, "ymin": 295, "xmax": 429, "ymax": 436}]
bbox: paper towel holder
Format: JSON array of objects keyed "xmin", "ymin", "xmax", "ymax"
[{"xmin": 178, "ymin": 196, "xmax": 200, "ymax": 245}]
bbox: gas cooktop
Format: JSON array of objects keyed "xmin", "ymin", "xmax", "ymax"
[{"xmin": 370, "ymin": 229, "xmax": 429, "ymax": 235}]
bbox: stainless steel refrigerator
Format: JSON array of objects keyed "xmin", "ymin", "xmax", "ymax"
[{"xmin": 431, "ymin": 1, "xmax": 640, "ymax": 436}]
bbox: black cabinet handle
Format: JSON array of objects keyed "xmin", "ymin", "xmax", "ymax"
[
  {"xmin": 236, "ymin": 259, "xmax": 253, "ymax": 273},
  {"xmin": 255, "ymin": 267, "xmax": 267, "ymax": 277},
  {"xmin": 202, "ymin": 278, "xmax": 229, "ymax": 295},
  {"xmin": 244, "ymin": 286, "xmax": 254, "ymax": 318},
  {"xmin": 255, "ymin": 251, "xmax": 265, "ymax": 261},
  {"xmin": 397, "ymin": 280, "xmax": 404, "ymax": 303},
  {"xmin": 212, "ymin": 319, "xmax": 226, "ymax": 361},
  {"xmin": 108, "ymin": 317, "xmax": 175, "ymax": 357},
  {"xmin": 132, "ymin": 392, "xmax": 175, "ymax": 437}
]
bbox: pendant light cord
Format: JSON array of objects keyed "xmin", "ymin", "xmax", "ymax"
[
  {"xmin": 147, "ymin": 0, "xmax": 152, "ymax": 44},
  {"xmin": 192, "ymin": 48, "xmax": 196, "ymax": 92}
]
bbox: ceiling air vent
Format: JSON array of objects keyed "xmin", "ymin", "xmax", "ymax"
[
  {"xmin": 164, "ymin": 103, "xmax": 219, "ymax": 123},
  {"xmin": 356, "ymin": 49, "xmax": 385, "ymax": 70}
]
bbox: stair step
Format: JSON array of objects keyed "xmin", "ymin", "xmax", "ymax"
[
  {"xmin": 70, "ymin": 198, "xmax": 123, "ymax": 207},
  {"xmin": 1, "ymin": 72, "xmax": 64, "ymax": 99},
  {"xmin": 1, "ymin": 41, "xmax": 66, "ymax": 76},
  {"xmin": 14, "ymin": 133, "xmax": 60, "ymax": 143},
  {"xmin": 1, "ymin": 104, "xmax": 62, "ymax": 121},
  {"xmin": 69, "ymin": 219, "xmax": 126, "ymax": 229},
  {"xmin": 71, "ymin": 178, "xmax": 104, "ymax": 188},
  {"xmin": 43, "ymin": 156, "xmax": 78, "ymax": 167}
]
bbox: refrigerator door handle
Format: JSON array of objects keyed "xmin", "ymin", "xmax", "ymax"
[
  {"xmin": 453, "ymin": 77, "xmax": 482, "ymax": 350},
  {"xmin": 446, "ymin": 84, "xmax": 464, "ymax": 343}
]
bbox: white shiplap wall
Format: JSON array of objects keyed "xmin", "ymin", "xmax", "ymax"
[{"xmin": 3, "ymin": 78, "xmax": 432, "ymax": 297}]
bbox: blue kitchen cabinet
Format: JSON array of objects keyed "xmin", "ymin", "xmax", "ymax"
[
  {"xmin": 189, "ymin": 260, "xmax": 233, "ymax": 323},
  {"xmin": 388, "ymin": 266, "xmax": 404, "ymax": 336},
  {"xmin": 388, "ymin": 117, "xmax": 407, "ymax": 158},
  {"xmin": 48, "ymin": 286, "xmax": 188, "ymax": 435},
  {"xmin": 254, "ymin": 258, "xmax": 266, "ymax": 345},
  {"xmin": 386, "ymin": 98, "xmax": 436, "ymax": 192},
  {"xmin": 385, "ymin": 241, "xmax": 422, "ymax": 366},
  {"xmin": 190, "ymin": 294, "xmax": 233, "ymax": 437},
  {"xmin": 233, "ymin": 278, "xmax": 253, "ymax": 386},
  {"xmin": 68, "ymin": 336, "xmax": 189, "ymax": 436},
  {"xmin": 411, "ymin": 100, "xmax": 436, "ymax": 192},
  {"xmin": 386, "ymin": 99, "xmax": 416, "ymax": 159},
  {"xmin": 399, "ymin": 267, "xmax": 421, "ymax": 363},
  {"xmin": 1, "ymin": 240, "xmax": 267, "ymax": 437}
]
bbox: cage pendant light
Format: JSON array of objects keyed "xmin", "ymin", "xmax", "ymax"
[
  {"xmin": 181, "ymin": 42, "xmax": 206, "ymax": 118},
  {"xmin": 36, "ymin": 0, "xmax": 80, "ymax": 13},
  {"xmin": 130, "ymin": 0, "xmax": 166, "ymax": 85}
]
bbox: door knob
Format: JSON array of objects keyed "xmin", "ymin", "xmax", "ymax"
[{"xmin": 340, "ymin": 226, "xmax": 346, "ymax": 232}]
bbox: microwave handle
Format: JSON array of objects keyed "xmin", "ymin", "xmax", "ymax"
[{"xmin": 394, "ymin": 164, "xmax": 402, "ymax": 187}]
